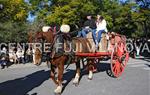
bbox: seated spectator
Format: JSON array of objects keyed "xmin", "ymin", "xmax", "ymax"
[
  {"xmin": 1, "ymin": 47, "xmax": 7, "ymax": 54},
  {"xmin": 9, "ymin": 47, "xmax": 17, "ymax": 64},
  {"xmin": 0, "ymin": 53, "xmax": 8, "ymax": 69},
  {"xmin": 16, "ymin": 47, "xmax": 25, "ymax": 64}
]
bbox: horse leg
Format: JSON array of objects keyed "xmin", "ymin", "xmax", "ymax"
[
  {"xmin": 82, "ymin": 58, "xmax": 86, "ymax": 68},
  {"xmin": 54, "ymin": 62, "xmax": 64, "ymax": 94},
  {"xmin": 87, "ymin": 59, "xmax": 94, "ymax": 80},
  {"xmin": 73, "ymin": 60, "xmax": 80, "ymax": 86},
  {"xmin": 50, "ymin": 64, "xmax": 58, "ymax": 85}
]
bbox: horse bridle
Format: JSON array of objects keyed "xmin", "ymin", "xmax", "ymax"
[{"xmin": 32, "ymin": 29, "xmax": 61, "ymax": 60}]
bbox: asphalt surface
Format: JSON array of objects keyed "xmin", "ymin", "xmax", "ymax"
[{"xmin": 0, "ymin": 57, "xmax": 149, "ymax": 95}]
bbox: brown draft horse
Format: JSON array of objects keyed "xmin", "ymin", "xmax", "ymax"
[{"xmin": 30, "ymin": 29, "xmax": 94, "ymax": 94}]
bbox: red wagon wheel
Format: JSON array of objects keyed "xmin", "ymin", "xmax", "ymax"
[{"xmin": 110, "ymin": 41, "xmax": 129, "ymax": 78}]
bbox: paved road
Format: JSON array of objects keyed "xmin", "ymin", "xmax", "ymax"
[{"xmin": 0, "ymin": 57, "xmax": 149, "ymax": 95}]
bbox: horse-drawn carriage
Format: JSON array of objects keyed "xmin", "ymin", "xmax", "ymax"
[
  {"xmin": 75, "ymin": 31, "xmax": 129, "ymax": 78},
  {"xmin": 29, "ymin": 25, "xmax": 129, "ymax": 94}
]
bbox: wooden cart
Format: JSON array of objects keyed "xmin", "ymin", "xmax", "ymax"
[{"xmin": 75, "ymin": 32, "xmax": 129, "ymax": 78}]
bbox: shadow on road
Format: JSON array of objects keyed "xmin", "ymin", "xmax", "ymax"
[
  {"xmin": 61, "ymin": 62, "xmax": 111, "ymax": 93},
  {"xmin": 135, "ymin": 56, "xmax": 150, "ymax": 62},
  {"xmin": 62, "ymin": 69, "xmax": 76, "ymax": 93},
  {"xmin": 97, "ymin": 62, "xmax": 111, "ymax": 72},
  {"xmin": 0, "ymin": 63, "xmax": 112, "ymax": 95},
  {"xmin": 80, "ymin": 62, "xmax": 111, "ymax": 76},
  {"xmin": 141, "ymin": 57, "xmax": 150, "ymax": 62},
  {"xmin": 145, "ymin": 63, "xmax": 150, "ymax": 67},
  {"xmin": 0, "ymin": 70, "xmax": 50, "ymax": 95},
  {"xmin": 137, "ymin": 51, "xmax": 150, "ymax": 62}
]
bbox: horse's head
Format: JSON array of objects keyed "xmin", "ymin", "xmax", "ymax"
[
  {"xmin": 32, "ymin": 28, "xmax": 55, "ymax": 66},
  {"xmin": 34, "ymin": 32, "xmax": 44, "ymax": 42}
]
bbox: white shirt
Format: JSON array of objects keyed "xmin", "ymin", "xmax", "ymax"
[
  {"xmin": 96, "ymin": 19, "xmax": 108, "ymax": 33},
  {"xmin": 9, "ymin": 49, "xmax": 15, "ymax": 58},
  {"xmin": 16, "ymin": 49, "xmax": 24, "ymax": 58},
  {"xmin": 1, "ymin": 47, "xmax": 7, "ymax": 54}
]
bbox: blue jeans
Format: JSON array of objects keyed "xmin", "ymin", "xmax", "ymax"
[
  {"xmin": 78, "ymin": 28, "xmax": 95, "ymax": 38},
  {"xmin": 0, "ymin": 60, "xmax": 7, "ymax": 65},
  {"xmin": 18, "ymin": 57, "xmax": 25, "ymax": 64},
  {"xmin": 92, "ymin": 30, "xmax": 105, "ymax": 44}
]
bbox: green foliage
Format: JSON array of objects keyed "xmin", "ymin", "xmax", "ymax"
[
  {"xmin": 27, "ymin": 19, "xmax": 46, "ymax": 32},
  {"xmin": 0, "ymin": 22, "xmax": 28, "ymax": 43},
  {"xmin": 0, "ymin": 0, "xmax": 150, "ymax": 43},
  {"xmin": 0, "ymin": 0, "xmax": 30, "ymax": 43},
  {"xmin": 45, "ymin": 0, "xmax": 98, "ymax": 26},
  {"xmin": 0, "ymin": 0, "xmax": 29, "ymax": 22}
]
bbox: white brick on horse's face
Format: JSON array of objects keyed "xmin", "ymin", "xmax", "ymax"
[
  {"xmin": 60, "ymin": 24, "xmax": 70, "ymax": 33},
  {"xmin": 42, "ymin": 26, "xmax": 51, "ymax": 32}
]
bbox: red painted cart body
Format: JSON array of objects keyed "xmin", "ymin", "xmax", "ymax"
[{"xmin": 74, "ymin": 33, "xmax": 129, "ymax": 78}]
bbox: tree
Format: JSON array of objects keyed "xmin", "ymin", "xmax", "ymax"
[
  {"xmin": 45, "ymin": 0, "xmax": 98, "ymax": 28},
  {"xmin": 0, "ymin": 0, "xmax": 29, "ymax": 22},
  {"xmin": 29, "ymin": 0, "xmax": 99, "ymax": 27},
  {"xmin": 0, "ymin": 0, "xmax": 150, "ymax": 43},
  {"xmin": 28, "ymin": 0, "xmax": 150, "ymax": 38},
  {"xmin": 128, "ymin": 0, "xmax": 150, "ymax": 38},
  {"xmin": 0, "ymin": 22, "xmax": 28, "ymax": 43},
  {"xmin": 0, "ymin": 0, "xmax": 30, "ymax": 42}
]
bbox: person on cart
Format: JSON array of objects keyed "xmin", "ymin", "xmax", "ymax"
[
  {"xmin": 77, "ymin": 14, "xmax": 96, "ymax": 38},
  {"xmin": 92, "ymin": 15, "xmax": 108, "ymax": 49}
]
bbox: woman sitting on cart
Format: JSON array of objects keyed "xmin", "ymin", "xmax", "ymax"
[{"xmin": 92, "ymin": 15, "xmax": 108, "ymax": 49}]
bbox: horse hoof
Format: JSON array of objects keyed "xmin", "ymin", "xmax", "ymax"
[
  {"xmin": 54, "ymin": 93, "xmax": 61, "ymax": 95},
  {"xmin": 88, "ymin": 71, "xmax": 93, "ymax": 80},
  {"xmin": 54, "ymin": 92, "xmax": 61, "ymax": 95},
  {"xmin": 88, "ymin": 75, "xmax": 93, "ymax": 80},
  {"xmin": 54, "ymin": 85, "xmax": 62, "ymax": 94},
  {"xmin": 73, "ymin": 82, "xmax": 79, "ymax": 86},
  {"xmin": 72, "ymin": 79, "xmax": 79, "ymax": 86},
  {"xmin": 88, "ymin": 77, "xmax": 93, "ymax": 80}
]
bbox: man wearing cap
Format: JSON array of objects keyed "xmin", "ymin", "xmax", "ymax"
[{"xmin": 77, "ymin": 14, "xmax": 96, "ymax": 38}]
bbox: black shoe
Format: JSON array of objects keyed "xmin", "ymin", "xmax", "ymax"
[{"xmin": 1, "ymin": 65, "xmax": 5, "ymax": 69}]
